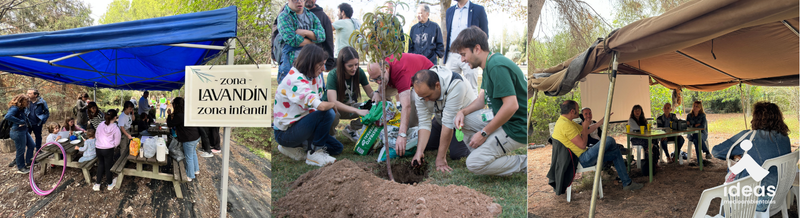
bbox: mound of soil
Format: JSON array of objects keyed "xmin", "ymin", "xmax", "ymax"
[{"xmin": 276, "ymin": 159, "xmax": 502, "ymax": 217}]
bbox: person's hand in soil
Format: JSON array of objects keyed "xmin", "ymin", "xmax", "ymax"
[
  {"xmin": 435, "ymin": 157, "xmax": 452, "ymax": 173},
  {"xmin": 412, "ymin": 153, "xmax": 424, "ymax": 167},
  {"xmin": 396, "ymin": 137, "xmax": 406, "ymax": 157},
  {"xmin": 469, "ymin": 131, "xmax": 487, "ymax": 148}
]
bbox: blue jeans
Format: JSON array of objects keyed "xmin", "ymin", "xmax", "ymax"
[
  {"xmin": 10, "ymin": 128, "xmax": 35, "ymax": 170},
  {"xmin": 182, "ymin": 138, "xmax": 200, "ymax": 179},
  {"xmin": 159, "ymin": 108, "xmax": 166, "ymax": 118},
  {"xmin": 274, "ymin": 109, "xmax": 343, "ymax": 155},
  {"xmin": 579, "ymin": 136, "xmax": 633, "ymax": 187},
  {"xmin": 659, "ymin": 136, "xmax": 685, "ymax": 158},
  {"xmin": 277, "ymin": 45, "xmax": 302, "ymax": 84},
  {"xmin": 28, "ymin": 124, "xmax": 43, "ymax": 151}
]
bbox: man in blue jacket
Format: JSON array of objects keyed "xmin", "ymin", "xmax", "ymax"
[
  {"xmin": 444, "ymin": 0, "xmax": 488, "ymax": 95},
  {"xmin": 26, "ymin": 89, "xmax": 49, "ymax": 151},
  {"xmin": 409, "ymin": 4, "xmax": 445, "ymax": 65}
]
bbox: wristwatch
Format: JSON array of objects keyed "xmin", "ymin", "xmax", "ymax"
[
  {"xmin": 480, "ymin": 130, "xmax": 488, "ymax": 137},
  {"xmin": 399, "ymin": 132, "xmax": 407, "ymax": 138}
]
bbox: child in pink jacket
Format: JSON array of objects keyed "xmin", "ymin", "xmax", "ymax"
[{"xmin": 94, "ymin": 109, "xmax": 121, "ymax": 191}]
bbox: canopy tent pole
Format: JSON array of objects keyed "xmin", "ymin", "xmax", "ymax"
[
  {"xmin": 738, "ymin": 83, "xmax": 749, "ymax": 130},
  {"xmin": 782, "ymin": 20, "xmax": 799, "ymax": 36},
  {"xmin": 220, "ymin": 38, "xmax": 235, "ymax": 218},
  {"xmin": 93, "ymin": 82, "xmax": 97, "ymax": 102},
  {"xmin": 588, "ymin": 51, "xmax": 619, "ymax": 218}
]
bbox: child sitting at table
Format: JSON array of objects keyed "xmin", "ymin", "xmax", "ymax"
[
  {"xmin": 45, "ymin": 123, "xmax": 62, "ymax": 144},
  {"xmin": 76, "ymin": 129, "xmax": 96, "ymax": 163},
  {"xmin": 62, "ymin": 117, "xmax": 85, "ymax": 132}
]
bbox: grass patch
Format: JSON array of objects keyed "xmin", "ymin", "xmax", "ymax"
[
  {"xmin": 233, "ymin": 127, "xmax": 274, "ymax": 160},
  {"xmin": 709, "ymin": 114, "xmax": 799, "ymax": 144}
]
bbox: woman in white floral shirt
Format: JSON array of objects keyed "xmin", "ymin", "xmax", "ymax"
[{"xmin": 273, "ymin": 44, "xmax": 341, "ymax": 166}]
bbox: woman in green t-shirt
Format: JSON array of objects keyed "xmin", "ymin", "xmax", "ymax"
[{"xmin": 325, "ymin": 46, "xmax": 374, "ymax": 141}]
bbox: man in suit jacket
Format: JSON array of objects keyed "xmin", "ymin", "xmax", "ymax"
[
  {"xmin": 656, "ymin": 103, "xmax": 685, "ymax": 162},
  {"xmin": 444, "ymin": 0, "xmax": 488, "ymax": 95}
]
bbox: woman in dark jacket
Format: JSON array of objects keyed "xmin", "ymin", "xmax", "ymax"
[
  {"xmin": 75, "ymin": 93, "xmax": 89, "ymax": 129},
  {"xmin": 686, "ymin": 100, "xmax": 710, "ymax": 160},
  {"xmin": 166, "ymin": 97, "xmax": 200, "ymax": 181},
  {"xmin": 4, "ymin": 94, "xmax": 36, "ymax": 174}
]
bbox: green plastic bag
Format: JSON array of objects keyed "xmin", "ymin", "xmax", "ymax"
[{"xmin": 361, "ymin": 102, "xmax": 385, "ymax": 124}]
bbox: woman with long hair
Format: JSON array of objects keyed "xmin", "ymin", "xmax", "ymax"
[
  {"xmin": 4, "ymin": 95, "xmax": 35, "ymax": 174},
  {"xmin": 712, "ymin": 101, "xmax": 792, "ymax": 215},
  {"xmin": 167, "ymin": 97, "xmax": 201, "ymax": 181},
  {"xmin": 62, "ymin": 117, "xmax": 85, "ymax": 132},
  {"xmin": 84, "ymin": 102, "xmax": 104, "ymax": 130},
  {"xmin": 94, "ymin": 109, "xmax": 120, "ymax": 191},
  {"xmin": 628, "ymin": 105, "xmax": 659, "ymax": 164},
  {"xmin": 273, "ymin": 44, "xmax": 342, "ymax": 167},
  {"xmin": 321, "ymin": 46, "xmax": 373, "ymax": 141},
  {"xmin": 686, "ymin": 100, "xmax": 711, "ymax": 159}
]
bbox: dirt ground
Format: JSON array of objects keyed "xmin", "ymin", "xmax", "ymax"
[
  {"xmin": 275, "ymin": 159, "xmax": 502, "ymax": 218},
  {"xmin": 0, "ymin": 129, "xmax": 271, "ymax": 218},
  {"xmin": 528, "ymin": 114, "xmax": 800, "ymax": 217}
]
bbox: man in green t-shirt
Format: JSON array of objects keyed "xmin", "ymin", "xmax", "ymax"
[
  {"xmin": 450, "ymin": 26, "xmax": 526, "ymax": 176},
  {"xmin": 322, "ymin": 48, "xmax": 375, "ymax": 140}
]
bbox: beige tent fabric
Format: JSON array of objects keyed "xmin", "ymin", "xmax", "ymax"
[
  {"xmin": 528, "ymin": 68, "xmax": 567, "ymax": 94},
  {"xmin": 529, "ymin": 0, "xmax": 799, "ymax": 94}
]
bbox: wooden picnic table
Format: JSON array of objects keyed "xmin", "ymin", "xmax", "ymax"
[
  {"xmin": 110, "ymin": 135, "xmax": 190, "ymax": 198},
  {"xmin": 38, "ymin": 138, "xmax": 98, "ymax": 184},
  {"xmin": 625, "ymin": 127, "xmax": 705, "ymax": 183}
]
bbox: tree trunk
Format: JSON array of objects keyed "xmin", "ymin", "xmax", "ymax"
[
  {"xmin": 527, "ymin": 0, "xmax": 545, "ymax": 81},
  {"xmin": 440, "ymin": 1, "xmax": 451, "ymax": 47}
]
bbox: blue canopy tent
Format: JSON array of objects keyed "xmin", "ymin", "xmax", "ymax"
[
  {"xmin": 0, "ymin": 6, "xmax": 238, "ymax": 91},
  {"xmin": 0, "ymin": 6, "xmax": 242, "ymax": 218}
]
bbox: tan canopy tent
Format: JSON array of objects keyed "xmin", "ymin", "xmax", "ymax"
[
  {"xmin": 530, "ymin": 0, "xmax": 798, "ymax": 96},
  {"xmin": 527, "ymin": 0, "xmax": 799, "ymax": 216}
]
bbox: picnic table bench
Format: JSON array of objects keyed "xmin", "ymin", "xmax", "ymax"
[
  {"xmin": 110, "ymin": 135, "xmax": 190, "ymax": 198},
  {"xmin": 38, "ymin": 140, "xmax": 98, "ymax": 184}
]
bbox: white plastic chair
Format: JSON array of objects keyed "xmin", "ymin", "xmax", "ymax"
[
  {"xmin": 566, "ymin": 162, "xmax": 603, "ymax": 202},
  {"xmin": 693, "ymin": 176, "xmax": 761, "ymax": 218},
  {"xmin": 761, "ymin": 151, "xmax": 799, "ymax": 218}
]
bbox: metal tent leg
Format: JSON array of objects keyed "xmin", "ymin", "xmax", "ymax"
[{"xmin": 588, "ymin": 51, "xmax": 619, "ymax": 218}]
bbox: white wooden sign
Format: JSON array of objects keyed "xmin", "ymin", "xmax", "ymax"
[{"xmin": 185, "ymin": 64, "xmax": 272, "ymax": 127}]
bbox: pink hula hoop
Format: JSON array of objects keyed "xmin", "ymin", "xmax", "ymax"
[{"xmin": 29, "ymin": 141, "xmax": 67, "ymax": 196}]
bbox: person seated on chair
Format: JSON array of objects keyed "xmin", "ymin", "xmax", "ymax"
[
  {"xmin": 628, "ymin": 105, "xmax": 660, "ymax": 160},
  {"xmin": 687, "ymin": 100, "xmax": 711, "ymax": 160},
  {"xmin": 410, "ymin": 67, "xmax": 475, "ymax": 173},
  {"xmin": 321, "ymin": 46, "xmax": 372, "ymax": 142},
  {"xmin": 712, "ymin": 101, "xmax": 792, "ymax": 216},
  {"xmin": 655, "ymin": 103, "xmax": 685, "ymax": 163},
  {"xmin": 579, "ymin": 107, "xmax": 626, "ymax": 154},
  {"xmin": 553, "ymin": 100, "xmax": 643, "ymax": 191}
]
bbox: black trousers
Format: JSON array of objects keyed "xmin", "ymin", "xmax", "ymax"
[
  {"xmin": 425, "ymin": 118, "xmax": 471, "ymax": 160},
  {"xmin": 96, "ymin": 148, "xmax": 115, "ymax": 185}
]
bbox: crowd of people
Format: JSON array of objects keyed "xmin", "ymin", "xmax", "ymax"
[
  {"xmin": 4, "ymin": 89, "xmax": 222, "ymax": 191},
  {"xmin": 272, "ymin": 0, "xmax": 527, "ymax": 176}
]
